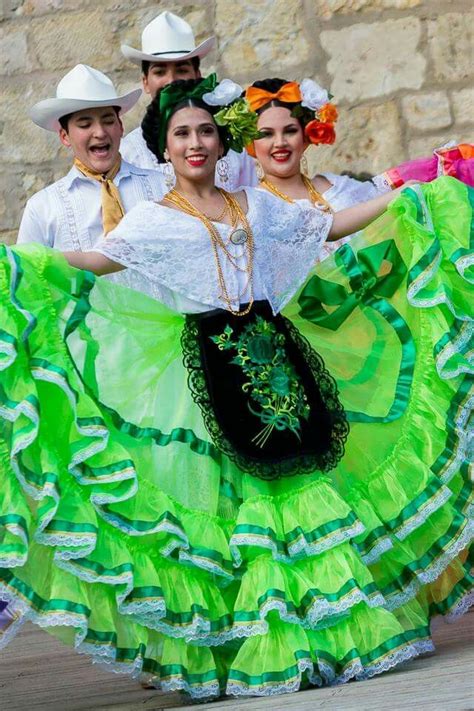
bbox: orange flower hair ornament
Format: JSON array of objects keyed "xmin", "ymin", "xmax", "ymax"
[
  {"xmin": 297, "ymin": 78, "xmax": 338, "ymax": 146},
  {"xmin": 245, "ymin": 78, "xmax": 338, "ymax": 155}
]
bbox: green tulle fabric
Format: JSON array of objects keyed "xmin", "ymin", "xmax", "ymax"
[{"xmin": 0, "ymin": 177, "xmax": 472, "ymax": 699}]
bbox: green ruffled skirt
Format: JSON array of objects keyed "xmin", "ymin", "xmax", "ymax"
[{"xmin": 0, "ymin": 177, "xmax": 472, "ymax": 699}]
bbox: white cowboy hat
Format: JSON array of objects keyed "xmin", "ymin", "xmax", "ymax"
[
  {"xmin": 29, "ymin": 64, "xmax": 142, "ymax": 132},
  {"xmin": 121, "ymin": 11, "xmax": 215, "ymax": 65}
]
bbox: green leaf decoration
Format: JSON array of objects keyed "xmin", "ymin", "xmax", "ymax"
[{"xmin": 210, "ymin": 317, "xmax": 310, "ymax": 448}]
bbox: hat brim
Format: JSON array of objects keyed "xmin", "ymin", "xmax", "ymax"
[
  {"xmin": 29, "ymin": 88, "xmax": 142, "ymax": 132},
  {"xmin": 121, "ymin": 36, "xmax": 215, "ymax": 65}
]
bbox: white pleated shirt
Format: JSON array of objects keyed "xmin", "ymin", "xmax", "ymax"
[{"xmin": 17, "ymin": 160, "xmax": 167, "ymax": 251}]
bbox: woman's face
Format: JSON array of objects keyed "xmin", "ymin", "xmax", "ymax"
[
  {"xmin": 165, "ymin": 106, "xmax": 223, "ymax": 184},
  {"xmin": 254, "ymin": 105, "xmax": 307, "ymax": 179}
]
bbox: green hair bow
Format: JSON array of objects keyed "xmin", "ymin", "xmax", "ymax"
[{"xmin": 157, "ymin": 74, "xmax": 218, "ymax": 156}]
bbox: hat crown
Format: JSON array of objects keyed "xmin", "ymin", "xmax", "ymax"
[
  {"xmin": 56, "ymin": 64, "xmax": 117, "ymax": 102},
  {"xmin": 141, "ymin": 11, "xmax": 195, "ymax": 55}
]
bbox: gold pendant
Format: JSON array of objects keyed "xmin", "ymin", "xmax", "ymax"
[{"xmin": 230, "ymin": 228, "xmax": 248, "ymax": 245}]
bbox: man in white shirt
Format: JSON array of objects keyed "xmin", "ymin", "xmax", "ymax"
[
  {"xmin": 120, "ymin": 10, "xmax": 257, "ymax": 190},
  {"xmin": 18, "ymin": 64, "xmax": 166, "ymax": 253},
  {"xmin": 2, "ymin": 64, "xmax": 167, "ymax": 637}
]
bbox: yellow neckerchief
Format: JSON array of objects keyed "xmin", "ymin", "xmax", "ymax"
[{"xmin": 73, "ymin": 156, "xmax": 125, "ymax": 234}]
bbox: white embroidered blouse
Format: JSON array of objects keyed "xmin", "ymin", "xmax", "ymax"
[
  {"xmin": 92, "ymin": 188, "xmax": 333, "ymax": 315},
  {"xmin": 256, "ymin": 171, "xmax": 391, "ymax": 261}
]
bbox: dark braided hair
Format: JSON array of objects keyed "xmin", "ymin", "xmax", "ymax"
[
  {"xmin": 250, "ymin": 78, "xmax": 313, "ymax": 130},
  {"xmin": 141, "ymin": 78, "xmax": 232, "ymax": 163}
]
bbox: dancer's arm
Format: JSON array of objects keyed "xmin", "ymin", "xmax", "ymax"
[
  {"xmin": 63, "ymin": 251, "xmax": 124, "ymax": 275},
  {"xmin": 328, "ymin": 181, "xmax": 419, "ymax": 241}
]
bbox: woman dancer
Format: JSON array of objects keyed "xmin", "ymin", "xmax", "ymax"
[
  {"xmin": 0, "ymin": 76, "xmax": 472, "ymax": 699},
  {"xmin": 245, "ymin": 77, "xmax": 474, "ymax": 257}
]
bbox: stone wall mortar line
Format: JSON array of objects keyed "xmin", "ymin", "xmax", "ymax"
[
  {"xmin": 1, "ymin": 0, "xmax": 472, "ymax": 242},
  {"xmin": 298, "ymin": 1, "xmax": 472, "ymax": 32}
]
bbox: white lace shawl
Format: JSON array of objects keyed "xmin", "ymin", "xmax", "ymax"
[{"xmin": 92, "ymin": 188, "xmax": 332, "ymax": 314}]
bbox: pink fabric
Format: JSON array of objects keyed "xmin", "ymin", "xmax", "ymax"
[{"xmin": 379, "ymin": 143, "xmax": 474, "ymax": 188}]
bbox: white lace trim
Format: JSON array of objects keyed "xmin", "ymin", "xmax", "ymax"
[
  {"xmin": 0, "ymin": 554, "xmax": 27, "ymax": 567},
  {"xmin": 226, "ymin": 657, "xmax": 314, "ymax": 697},
  {"xmin": 0, "ymin": 340, "xmax": 16, "ymax": 369},
  {"xmin": 436, "ymin": 322, "xmax": 474, "ymax": 379},
  {"xmin": 394, "ymin": 485, "xmax": 453, "ymax": 541},
  {"xmin": 34, "ymin": 533, "xmax": 96, "ymax": 559},
  {"xmin": 224, "ymin": 638, "xmax": 435, "ymax": 697},
  {"xmin": 407, "ymin": 245, "xmax": 470, "ymax": 322},
  {"xmin": 439, "ymin": 394, "xmax": 473, "ymax": 484},
  {"xmin": 55, "ymin": 558, "xmax": 133, "ymax": 590},
  {"xmin": 1, "ymin": 521, "xmax": 28, "ymax": 555},
  {"xmin": 254, "ymin": 588, "xmax": 386, "ymax": 633},
  {"xmin": 359, "ymin": 536, "xmax": 393, "ymax": 566},
  {"xmin": 0, "ymin": 581, "xmax": 467, "ymax": 700},
  {"xmin": 92, "ymin": 505, "xmax": 183, "ymax": 541},
  {"xmin": 320, "ymin": 639, "xmax": 435, "ymax": 686},
  {"xmin": 455, "ymin": 253, "xmax": 474, "ymax": 281},
  {"xmin": 182, "ymin": 586, "xmax": 387, "ymax": 647},
  {"xmin": 80, "ymin": 640, "xmax": 221, "ymax": 700},
  {"xmin": 444, "ymin": 590, "xmax": 474, "ymax": 622},
  {"xmin": 384, "ymin": 519, "xmax": 474, "ymax": 610},
  {"xmin": 229, "ymin": 520, "xmax": 365, "ymax": 567},
  {"xmin": 179, "ymin": 549, "xmax": 234, "ymax": 581},
  {"xmin": 7, "ymin": 248, "xmax": 37, "ymax": 339},
  {"xmin": 31, "ymin": 366, "xmax": 78, "ymax": 412},
  {"xmin": 0, "ymin": 590, "xmax": 88, "ymax": 652}
]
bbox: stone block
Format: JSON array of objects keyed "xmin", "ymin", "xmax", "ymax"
[
  {"xmin": 0, "ymin": 166, "xmax": 54, "ymax": 232},
  {"xmin": 0, "ymin": 231, "xmax": 18, "ymax": 245},
  {"xmin": 306, "ymin": 100, "xmax": 405, "ymax": 177},
  {"xmin": 0, "ymin": 0, "xmax": 23, "ymax": 20},
  {"xmin": 321, "ymin": 18, "xmax": 426, "ymax": 102},
  {"xmin": 0, "ymin": 82, "xmax": 62, "ymax": 164},
  {"xmin": 428, "ymin": 13, "xmax": 473, "ymax": 83},
  {"xmin": 0, "ymin": 172, "xmax": 26, "ymax": 231},
  {"xmin": 18, "ymin": 0, "xmax": 64, "ymax": 15},
  {"xmin": 402, "ymin": 92, "xmax": 452, "ymax": 132},
  {"xmin": 28, "ymin": 11, "xmax": 117, "ymax": 71},
  {"xmin": 451, "ymin": 88, "xmax": 474, "ymax": 125},
  {"xmin": 408, "ymin": 132, "xmax": 465, "ymax": 159},
  {"xmin": 22, "ymin": 169, "xmax": 55, "ymax": 199},
  {"xmin": 215, "ymin": 0, "xmax": 309, "ymax": 76},
  {"xmin": 0, "ymin": 28, "xmax": 30, "ymax": 75},
  {"xmin": 313, "ymin": 0, "xmax": 421, "ymax": 20}
]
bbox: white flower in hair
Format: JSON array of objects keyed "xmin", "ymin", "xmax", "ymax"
[
  {"xmin": 300, "ymin": 78, "xmax": 329, "ymax": 111},
  {"xmin": 203, "ymin": 79, "xmax": 243, "ymax": 106}
]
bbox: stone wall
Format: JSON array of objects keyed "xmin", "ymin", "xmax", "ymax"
[{"xmin": 1, "ymin": 0, "xmax": 473, "ymax": 243}]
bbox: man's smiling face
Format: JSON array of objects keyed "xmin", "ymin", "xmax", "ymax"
[{"xmin": 59, "ymin": 106, "xmax": 124, "ymax": 173}]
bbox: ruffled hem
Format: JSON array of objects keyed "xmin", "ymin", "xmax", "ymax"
[{"xmin": 0, "ymin": 177, "xmax": 473, "ymax": 697}]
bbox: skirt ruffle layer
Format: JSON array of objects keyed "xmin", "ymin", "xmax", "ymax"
[{"xmin": 0, "ymin": 177, "xmax": 472, "ymax": 698}]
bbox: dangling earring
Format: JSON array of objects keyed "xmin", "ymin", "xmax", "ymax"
[
  {"xmin": 256, "ymin": 161, "xmax": 265, "ymax": 181},
  {"xmin": 163, "ymin": 159, "xmax": 175, "ymax": 190},
  {"xmin": 300, "ymin": 153, "xmax": 309, "ymax": 177},
  {"xmin": 216, "ymin": 155, "xmax": 229, "ymax": 186}
]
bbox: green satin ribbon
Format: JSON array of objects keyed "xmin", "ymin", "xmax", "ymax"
[
  {"xmin": 298, "ymin": 240, "xmax": 415, "ymax": 423},
  {"xmin": 299, "ymin": 239, "xmax": 407, "ymax": 330},
  {"xmin": 157, "ymin": 73, "xmax": 218, "ymax": 155}
]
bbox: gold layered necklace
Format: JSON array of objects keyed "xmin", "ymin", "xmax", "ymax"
[
  {"xmin": 260, "ymin": 174, "xmax": 333, "ymax": 213},
  {"xmin": 163, "ymin": 188, "xmax": 254, "ymax": 316}
]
